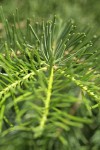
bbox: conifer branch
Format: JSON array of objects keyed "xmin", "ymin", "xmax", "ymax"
[{"xmin": 40, "ymin": 67, "xmax": 54, "ymax": 132}]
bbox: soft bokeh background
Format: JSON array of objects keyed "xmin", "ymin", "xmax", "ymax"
[{"xmin": 0, "ymin": 0, "xmax": 100, "ymax": 28}]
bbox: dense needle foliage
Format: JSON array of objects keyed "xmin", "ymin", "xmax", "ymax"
[{"xmin": 0, "ymin": 0, "xmax": 100, "ymax": 150}]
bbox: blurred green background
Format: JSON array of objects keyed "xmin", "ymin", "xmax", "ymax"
[{"xmin": 0, "ymin": 0, "xmax": 100, "ymax": 28}]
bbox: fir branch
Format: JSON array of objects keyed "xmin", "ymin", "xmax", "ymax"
[
  {"xmin": 0, "ymin": 9, "xmax": 99, "ymax": 149},
  {"xmin": 40, "ymin": 67, "xmax": 54, "ymax": 132}
]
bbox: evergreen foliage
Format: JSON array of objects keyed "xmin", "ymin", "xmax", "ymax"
[{"xmin": 0, "ymin": 1, "xmax": 100, "ymax": 150}]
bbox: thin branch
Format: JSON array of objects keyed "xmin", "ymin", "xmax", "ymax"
[
  {"xmin": 39, "ymin": 67, "xmax": 54, "ymax": 130},
  {"xmin": 0, "ymin": 67, "xmax": 47, "ymax": 103}
]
